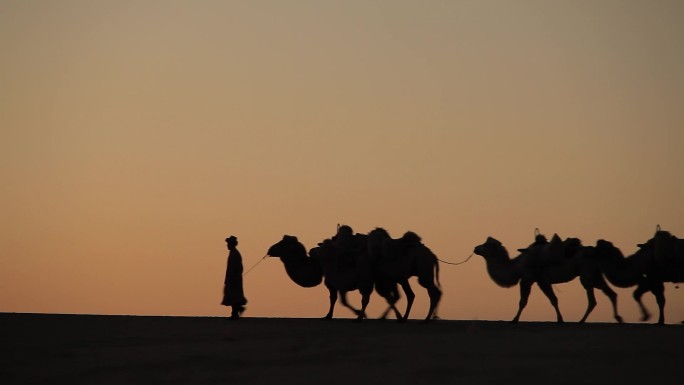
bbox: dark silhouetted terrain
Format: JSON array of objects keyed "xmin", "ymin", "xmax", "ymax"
[{"xmin": 1, "ymin": 313, "xmax": 682, "ymax": 384}]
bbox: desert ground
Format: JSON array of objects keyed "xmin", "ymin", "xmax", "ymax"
[{"xmin": 1, "ymin": 313, "xmax": 682, "ymax": 385}]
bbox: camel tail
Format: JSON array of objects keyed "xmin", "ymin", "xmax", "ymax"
[{"xmin": 434, "ymin": 256, "xmax": 441, "ymax": 289}]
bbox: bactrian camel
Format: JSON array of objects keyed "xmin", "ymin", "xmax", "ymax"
[
  {"xmin": 267, "ymin": 234, "xmax": 371, "ymax": 320},
  {"xmin": 593, "ymin": 227, "xmax": 684, "ymax": 324},
  {"xmin": 366, "ymin": 227, "xmax": 442, "ymax": 322},
  {"xmin": 474, "ymin": 234, "xmax": 622, "ymax": 323},
  {"xmin": 267, "ymin": 233, "xmax": 402, "ymax": 320}
]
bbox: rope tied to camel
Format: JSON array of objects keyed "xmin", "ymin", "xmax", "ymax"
[
  {"xmin": 437, "ymin": 253, "xmax": 474, "ymax": 266},
  {"xmin": 243, "ymin": 255, "xmax": 268, "ymax": 276}
]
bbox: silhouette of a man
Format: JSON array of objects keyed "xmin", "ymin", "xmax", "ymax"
[{"xmin": 222, "ymin": 235, "xmax": 247, "ymax": 320}]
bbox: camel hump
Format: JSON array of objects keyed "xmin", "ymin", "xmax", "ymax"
[
  {"xmin": 653, "ymin": 228, "xmax": 682, "ymax": 267},
  {"xmin": 563, "ymin": 238, "xmax": 583, "ymax": 256},
  {"xmin": 595, "ymin": 239, "xmax": 625, "ymax": 260},
  {"xmin": 370, "ymin": 227, "xmax": 390, "ymax": 238},
  {"xmin": 596, "ymin": 239, "xmax": 612, "ymax": 248},
  {"xmin": 401, "ymin": 231, "xmax": 422, "ymax": 244},
  {"xmin": 518, "ymin": 233, "xmax": 548, "ymax": 253},
  {"xmin": 565, "ymin": 237, "xmax": 582, "ymax": 247},
  {"xmin": 524, "ymin": 233, "xmax": 571, "ymax": 267},
  {"xmin": 319, "ymin": 238, "xmax": 333, "ymax": 246}
]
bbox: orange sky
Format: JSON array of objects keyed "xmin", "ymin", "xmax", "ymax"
[{"xmin": 2, "ymin": 0, "xmax": 683, "ymax": 323}]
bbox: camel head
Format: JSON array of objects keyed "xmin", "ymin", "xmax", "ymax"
[
  {"xmin": 475, "ymin": 237, "xmax": 519, "ymax": 287},
  {"xmin": 474, "ymin": 237, "xmax": 507, "ymax": 260},
  {"xmin": 267, "ymin": 235, "xmax": 307, "ymax": 260},
  {"xmin": 267, "ymin": 235, "xmax": 324, "ymax": 288}
]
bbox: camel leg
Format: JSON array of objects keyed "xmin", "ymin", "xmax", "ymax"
[
  {"xmin": 419, "ymin": 276, "xmax": 442, "ymax": 323},
  {"xmin": 424, "ymin": 285, "xmax": 442, "ymax": 323},
  {"xmin": 381, "ymin": 285, "xmax": 402, "ymax": 320},
  {"xmin": 379, "ymin": 305, "xmax": 395, "ymax": 320},
  {"xmin": 633, "ymin": 283, "xmax": 652, "ymax": 322},
  {"xmin": 338, "ymin": 291, "xmax": 363, "ymax": 320},
  {"xmin": 378, "ymin": 294, "xmax": 401, "ymax": 320},
  {"xmin": 389, "ymin": 285, "xmax": 403, "ymax": 319},
  {"xmin": 358, "ymin": 289, "xmax": 371, "ymax": 320},
  {"xmin": 399, "ymin": 280, "xmax": 415, "ymax": 322},
  {"xmin": 513, "ymin": 280, "xmax": 532, "ymax": 323},
  {"xmin": 380, "ymin": 303, "xmax": 402, "ymax": 320},
  {"xmin": 652, "ymin": 281, "xmax": 666, "ymax": 325},
  {"xmin": 538, "ymin": 282, "xmax": 563, "ymax": 323},
  {"xmin": 323, "ymin": 287, "xmax": 337, "ymax": 320},
  {"xmin": 431, "ymin": 302, "xmax": 441, "ymax": 321},
  {"xmin": 595, "ymin": 278, "xmax": 622, "ymax": 323},
  {"xmin": 579, "ymin": 286, "xmax": 597, "ymax": 324}
]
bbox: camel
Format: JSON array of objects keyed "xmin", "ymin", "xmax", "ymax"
[
  {"xmin": 590, "ymin": 239, "xmax": 662, "ymax": 323},
  {"xmin": 366, "ymin": 228, "xmax": 442, "ymax": 322},
  {"xmin": 267, "ymin": 234, "xmax": 400, "ymax": 320},
  {"xmin": 593, "ymin": 229, "xmax": 684, "ymax": 324},
  {"xmin": 473, "ymin": 234, "xmax": 622, "ymax": 323}
]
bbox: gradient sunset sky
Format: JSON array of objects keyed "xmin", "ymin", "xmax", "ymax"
[{"xmin": 2, "ymin": 0, "xmax": 683, "ymax": 323}]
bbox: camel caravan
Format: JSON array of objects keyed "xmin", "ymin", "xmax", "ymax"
[{"xmin": 266, "ymin": 225, "xmax": 683, "ymax": 324}]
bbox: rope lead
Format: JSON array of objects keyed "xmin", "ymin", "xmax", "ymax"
[
  {"xmin": 437, "ymin": 253, "xmax": 474, "ymax": 266},
  {"xmin": 243, "ymin": 255, "xmax": 268, "ymax": 276}
]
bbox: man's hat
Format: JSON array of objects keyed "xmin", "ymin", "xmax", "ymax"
[{"xmin": 226, "ymin": 235, "xmax": 238, "ymax": 243}]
